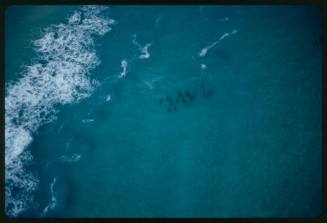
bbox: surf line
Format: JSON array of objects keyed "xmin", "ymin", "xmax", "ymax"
[
  {"xmin": 5, "ymin": 6, "xmax": 114, "ymax": 217},
  {"xmin": 198, "ymin": 29, "xmax": 238, "ymax": 57}
]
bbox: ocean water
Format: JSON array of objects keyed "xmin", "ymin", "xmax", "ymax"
[{"xmin": 5, "ymin": 5, "xmax": 322, "ymax": 218}]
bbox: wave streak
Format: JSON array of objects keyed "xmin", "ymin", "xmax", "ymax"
[{"xmin": 199, "ymin": 29, "xmax": 238, "ymax": 57}]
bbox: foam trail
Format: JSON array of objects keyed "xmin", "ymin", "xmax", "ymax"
[
  {"xmin": 43, "ymin": 153, "xmax": 82, "ymax": 176},
  {"xmin": 199, "ymin": 40, "xmax": 219, "ymax": 57},
  {"xmin": 118, "ymin": 60, "xmax": 128, "ymax": 78},
  {"xmin": 199, "ymin": 29, "xmax": 238, "ymax": 57},
  {"xmin": 139, "ymin": 43, "xmax": 152, "ymax": 59},
  {"xmin": 144, "ymin": 76, "xmax": 164, "ymax": 90},
  {"xmin": 132, "ymin": 34, "xmax": 152, "ymax": 59},
  {"xmin": 5, "ymin": 6, "xmax": 114, "ymax": 217},
  {"xmin": 59, "ymin": 153, "xmax": 82, "ymax": 163},
  {"xmin": 41, "ymin": 177, "xmax": 57, "ymax": 217},
  {"xmin": 219, "ymin": 33, "xmax": 230, "ymax": 41},
  {"xmin": 81, "ymin": 119, "xmax": 94, "ymax": 123}
]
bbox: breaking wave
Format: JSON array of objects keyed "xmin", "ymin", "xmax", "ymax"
[{"xmin": 5, "ymin": 6, "xmax": 114, "ymax": 217}]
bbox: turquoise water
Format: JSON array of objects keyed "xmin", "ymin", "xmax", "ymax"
[{"xmin": 5, "ymin": 5, "xmax": 322, "ymax": 218}]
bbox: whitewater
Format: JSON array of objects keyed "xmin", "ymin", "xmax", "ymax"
[{"xmin": 5, "ymin": 6, "xmax": 115, "ymax": 217}]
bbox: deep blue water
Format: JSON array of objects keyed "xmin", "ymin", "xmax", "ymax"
[{"xmin": 5, "ymin": 5, "xmax": 322, "ymax": 218}]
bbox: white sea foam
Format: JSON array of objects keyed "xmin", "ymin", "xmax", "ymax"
[
  {"xmin": 59, "ymin": 153, "xmax": 82, "ymax": 163},
  {"xmin": 118, "ymin": 60, "xmax": 128, "ymax": 78},
  {"xmin": 5, "ymin": 6, "xmax": 113, "ymax": 217},
  {"xmin": 139, "ymin": 43, "xmax": 151, "ymax": 59},
  {"xmin": 198, "ymin": 29, "xmax": 238, "ymax": 57},
  {"xmin": 132, "ymin": 34, "xmax": 152, "ymax": 59},
  {"xmin": 41, "ymin": 177, "xmax": 57, "ymax": 216},
  {"xmin": 219, "ymin": 33, "xmax": 230, "ymax": 41},
  {"xmin": 106, "ymin": 94, "xmax": 111, "ymax": 102},
  {"xmin": 81, "ymin": 119, "xmax": 94, "ymax": 123}
]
